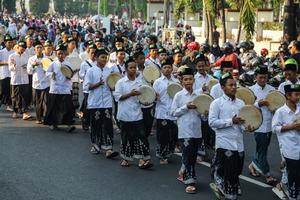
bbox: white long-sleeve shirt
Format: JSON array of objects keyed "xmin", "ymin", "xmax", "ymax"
[
  {"xmin": 79, "ymin": 59, "xmax": 96, "ymax": 93},
  {"xmin": 8, "ymin": 52, "xmax": 29, "ymax": 85},
  {"xmin": 249, "ymin": 83, "xmax": 275, "ymax": 133},
  {"xmin": 209, "ymin": 94, "xmax": 245, "ymax": 152},
  {"xmin": 153, "ymin": 75, "xmax": 178, "ymax": 120},
  {"xmin": 145, "ymin": 57, "xmax": 161, "ymax": 68},
  {"xmin": 171, "ymin": 88, "xmax": 203, "ymax": 139},
  {"xmin": 272, "ymin": 104, "xmax": 300, "ymax": 160},
  {"xmin": 113, "ymin": 76, "xmax": 143, "ymax": 122},
  {"xmin": 0, "ymin": 48, "xmax": 14, "ymax": 80},
  {"xmin": 107, "ymin": 52, "xmax": 129, "ymax": 68},
  {"xmin": 193, "ymin": 72, "xmax": 213, "ymax": 91},
  {"xmin": 46, "ymin": 60, "xmax": 72, "ymax": 94},
  {"xmin": 83, "ymin": 66, "xmax": 113, "ymax": 109},
  {"xmin": 27, "ymin": 55, "xmax": 50, "ymax": 90},
  {"xmin": 210, "ymin": 83, "xmax": 223, "ymax": 99},
  {"xmin": 111, "ymin": 62, "xmax": 126, "ymax": 77}
]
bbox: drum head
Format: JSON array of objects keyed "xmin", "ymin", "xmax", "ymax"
[
  {"xmin": 193, "ymin": 94, "xmax": 214, "ymax": 114},
  {"xmin": 239, "ymin": 105, "xmax": 263, "ymax": 132},
  {"xmin": 61, "ymin": 65, "xmax": 74, "ymax": 79},
  {"xmin": 138, "ymin": 85, "xmax": 156, "ymax": 105},
  {"xmin": 68, "ymin": 57, "xmax": 81, "ymax": 70},
  {"xmin": 106, "ymin": 73, "xmax": 122, "ymax": 90},
  {"xmin": 236, "ymin": 87, "xmax": 256, "ymax": 105},
  {"xmin": 206, "ymin": 79, "xmax": 219, "ymax": 92},
  {"xmin": 41, "ymin": 58, "xmax": 52, "ymax": 71},
  {"xmin": 265, "ymin": 91, "xmax": 286, "ymax": 112},
  {"xmin": 143, "ymin": 65, "xmax": 161, "ymax": 82},
  {"xmin": 167, "ymin": 82, "xmax": 183, "ymax": 98}
]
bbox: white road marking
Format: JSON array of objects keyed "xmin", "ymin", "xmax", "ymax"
[{"xmin": 174, "ymin": 153, "xmax": 272, "ymax": 188}]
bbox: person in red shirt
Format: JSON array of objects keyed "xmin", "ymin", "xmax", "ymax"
[{"xmin": 212, "ymin": 42, "xmax": 240, "ymax": 69}]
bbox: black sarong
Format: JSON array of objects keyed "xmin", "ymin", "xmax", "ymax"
[
  {"xmin": 156, "ymin": 119, "xmax": 178, "ymax": 159},
  {"xmin": 80, "ymin": 93, "xmax": 90, "ymax": 128},
  {"xmin": 285, "ymin": 157, "xmax": 300, "ymax": 200},
  {"xmin": 119, "ymin": 120, "xmax": 150, "ymax": 161},
  {"xmin": 141, "ymin": 105, "xmax": 155, "ymax": 137},
  {"xmin": 34, "ymin": 87, "xmax": 49, "ymax": 121},
  {"xmin": 89, "ymin": 108, "xmax": 114, "ymax": 150},
  {"xmin": 0, "ymin": 77, "xmax": 11, "ymax": 106},
  {"xmin": 44, "ymin": 94, "xmax": 74, "ymax": 125}
]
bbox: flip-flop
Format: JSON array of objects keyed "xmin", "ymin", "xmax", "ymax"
[
  {"xmin": 185, "ymin": 185, "xmax": 196, "ymax": 194},
  {"xmin": 248, "ymin": 165, "xmax": 260, "ymax": 177},
  {"xmin": 138, "ymin": 160, "xmax": 153, "ymax": 169},
  {"xmin": 176, "ymin": 176, "xmax": 184, "ymax": 183},
  {"xmin": 90, "ymin": 146, "xmax": 99, "ymax": 154},
  {"xmin": 272, "ymin": 186, "xmax": 288, "ymax": 200},
  {"xmin": 120, "ymin": 160, "xmax": 129, "ymax": 167},
  {"xmin": 106, "ymin": 151, "xmax": 119, "ymax": 159},
  {"xmin": 209, "ymin": 183, "xmax": 224, "ymax": 200},
  {"xmin": 266, "ymin": 176, "xmax": 277, "ymax": 186}
]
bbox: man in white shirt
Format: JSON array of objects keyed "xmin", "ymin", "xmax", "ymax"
[
  {"xmin": 43, "ymin": 40, "xmax": 55, "ymax": 58},
  {"xmin": 0, "ymin": 35, "xmax": 14, "ymax": 111},
  {"xmin": 278, "ymin": 58, "xmax": 300, "ymax": 94},
  {"xmin": 107, "ymin": 37, "xmax": 129, "ymax": 68},
  {"xmin": 27, "ymin": 40, "xmax": 50, "ymax": 124},
  {"xmin": 209, "ymin": 72, "xmax": 246, "ymax": 200},
  {"xmin": 145, "ymin": 44, "xmax": 160, "ymax": 69},
  {"xmin": 272, "ymin": 84, "xmax": 300, "ymax": 200},
  {"xmin": 83, "ymin": 48, "xmax": 119, "ymax": 158},
  {"xmin": 8, "ymin": 41, "xmax": 31, "ymax": 120},
  {"xmin": 134, "ymin": 51, "xmax": 155, "ymax": 138},
  {"xmin": 113, "ymin": 57, "xmax": 153, "ymax": 169},
  {"xmin": 79, "ymin": 43, "xmax": 96, "ymax": 131},
  {"xmin": 248, "ymin": 65, "xmax": 277, "ymax": 184},
  {"xmin": 153, "ymin": 59, "xmax": 178, "ymax": 165},
  {"xmin": 171, "ymin": 67, "xmax": 205, "ymax": 194},
  {"xmin": 210, "ymin": 61, "xmax": 233, "ymax": 99},
  {"xmin": 43, "ymin": 44, "xmax": 75, "ymax": 132},
  {"xmin": 111, "ymin": 47, "xmax": 126, "ymax": 76}
]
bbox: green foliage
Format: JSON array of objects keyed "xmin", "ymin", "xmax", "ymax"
[
  {"xmin": 241, "ymin": 0, "xmax": 256, "ymax": 40},
  {"xmin": 173, "ymin": 0, "xmax": 202, "ymax": 19},
  {"xmin": 262, "ymin": 22, "xmax": 283, "ymax": 30},
  {"xmin": 29, "ymin": 0, "xmax": 50, "ymax": 15},
  {"xmin": 100, "ymin": 0, "xmax": 108, "ymax": 16},
  {"xmin": 53, "ymin": 0, "xmax": 89, "ymax": 16},
  {"xmin": 3, "ymin": 0, "xmax": 16, "ymax": 13}
]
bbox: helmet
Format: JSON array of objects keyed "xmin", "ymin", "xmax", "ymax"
[
  {"xmin": 200, "ymin": 43, "xmax": 210, "ymax": 53},
  {"xmin": 260, "ymin": 48, "xmax": 269, "ymax": 56},
  {"xmin": 187, "ymin": 41, "xmax": 200, "ymax": 51},
  {"xmin": 238, "ymin": 41, "xmax": 250, "ymax": 50},
  {"xmin": 248, "ymin": 41, "xmax": 255, "ymax": 49},
  {"xmin": 223, "ymin": 42, "xmax": 234, "ymax": 54}
]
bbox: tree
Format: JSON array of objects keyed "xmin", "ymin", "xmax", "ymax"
[
  {"xmin": 163, "ymin": 0, "xmax": 171, "ymax": 28},
  {"xmin": 3, "ymin": 0, "xmax": 16, "ymax": 13},
  {"xmin": 283, "ymin": 0, "xmax": 298, "ymax": 42},
  {"xmin": 29, "ymin": 0, "xmax": 50, "ymax": 15},
  {"xmin": 241, "ymin": 0, "xmax": 256, "ymax": 40}
]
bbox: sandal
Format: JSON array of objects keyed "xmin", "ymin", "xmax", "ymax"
[
  {"xmin": 209, "ymin": 183, "xmax": 224, "ymax": 200},
  {"xmin": 266, "ymin": 176, "xmax": 277, "ymax": 186},
  {"xmin": 176, "ymin": 175, "xmax": 184, "ymax": 183},
  {"xmin": 90, "ymin": 146, "xmax": 99, "ymax": 154},
  {"xmin": 185, "ymin": 185, "xmax": 196, "ymax": 194},
  {"xmin": 106, "ymin": 151, "xmax": 119, "ymax": 159},
  {"xmin": 248, "ymin": 164, "xmax": 260, "ymax": 177},
  {"xmin": 138, "ymin": 160, "xmax": 153, "ymax": 169},
  {"xmin": 120, "ymin": 160, "xmax": 129, "ymax": 167}
]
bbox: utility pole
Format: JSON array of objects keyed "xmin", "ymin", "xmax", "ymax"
[{"xmin": 98, "ymin": 0, "xmax": 101, "ymax": 29}]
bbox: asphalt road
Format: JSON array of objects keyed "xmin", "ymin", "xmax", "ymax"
[{"xmin": 0, "ymin": 108, "xmax": 283, "ymax": 200}]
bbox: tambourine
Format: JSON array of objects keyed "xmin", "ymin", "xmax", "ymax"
[
  {"xmin": 265, "ymin": 91, "xmax": 286, "ymax": 112},
  {"xmin": 167, "ymin": 82, "xmax": 183, "ymax": 98},
  {"xmin": 138, "ymin": 85, "xmax": 156, "ymax": 105},
  {"xmin": 106, "ymin": 73, "xmax": 122, "ymax": 90},
  {"xmin": 61, "ymin": 64, "xmax": 74, "ymax": 79},
  {"xmin": 239, "ymin": 105, "xmax": 263, "ymax": 132},
  {"xmin": 193, "ymin": 93, "xmax": 214, "ymax": 114},
  {"xmin": 236, "ymin": 87, "xmax": 256, "ymax": 105}
]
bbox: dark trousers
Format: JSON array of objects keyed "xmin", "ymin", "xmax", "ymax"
[
  {"xmin": 212, "ymin": 148, "xmax": 244, "ymax": 200},
  {"xmin": 34, "ymin": 87, "xmax": 49, "ymax": 121},
  {"xmin": 80, "ymin": 93, "xmax": 90, "ymax": 127},
  {"xmin": 89, "ymin": 108, "xmax": 114, "ymax": 150},
  {"xmin": 285, "ymin": 157, "xmax": 300, "ymax": 200},
  {"xmin": 119, "ymin": 120, "xmax": 150, "ymax": 161},
  {"xmin": 180, "ymin": 138, "xmax": 201, "ymax": 185},
  {"xmin": 72, "ymin": 82, "xmax": 80, "ymax": 109},
  {"xmin": 142, "ymin": 106, "xmax": 154, "ymax": 137},
  {"xmin": 11, "ymin": 84, "xmax": 30, "ymax": 114},
  {"xmin": 44, "ymin": 94, "xmax": 74, "ymax": 126},
  {"xmin": 156, "ymin": 119, "xmax": 178, "ymax": 159},
  {"xmin": 0, "ymin": 77, "xmax": 11, "ymax": 106},
  {"xmin": 28, "ymin": 75, "xmax": 33, "ymax": 105},
  {"xmin": 252, "ymin": 132, "xmax": 272, "ymax": 175}
]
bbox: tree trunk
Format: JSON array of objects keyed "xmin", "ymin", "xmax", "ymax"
[
  {"xmin": 128, "ymin": 0, "xmax": 133, "ymax": 29},
  {"xmin": 220, "ymin": 0, "xmax": 226, "ymax": 43},
  {"xmin": 237, "ymin": 0, "xmax": 244, "ymax": 43},
  {"xmin": 283, "ymin": 0, "xmax": 297, "ymax": 42},
  {"xmin": 207, "ymin": 10, "xmax": 213, "ymax": 45},
  {"xmin": 163, "ymin": 0, "xmax": 170, "ymax": 28}
]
